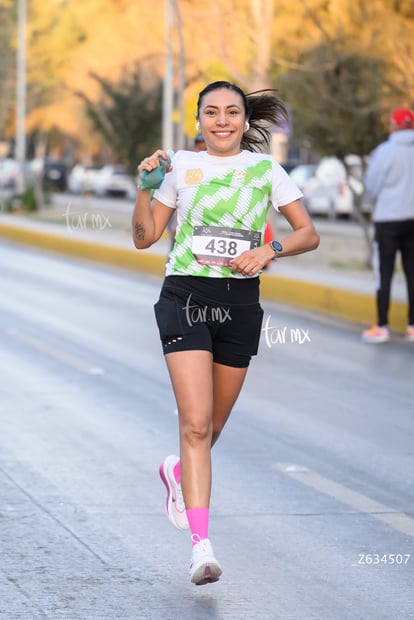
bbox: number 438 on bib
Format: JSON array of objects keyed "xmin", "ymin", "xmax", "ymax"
[{"xmin": 192, "ymin": 225, "xmax": 261, "ymax": 267}]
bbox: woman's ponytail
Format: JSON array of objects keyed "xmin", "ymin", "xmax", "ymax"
[{"xmin": 242, "ymin": 90, "xmax": 288, "ymax": 152}]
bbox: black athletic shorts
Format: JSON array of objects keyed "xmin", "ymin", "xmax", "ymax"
[{"xmin": 153, "ymin": 276, "xmax": 264, "ymax": 368}]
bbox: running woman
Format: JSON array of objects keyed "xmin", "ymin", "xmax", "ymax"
[{"xmin": 132, "ymin": 81, "xmax": 319, "ymax": 585}]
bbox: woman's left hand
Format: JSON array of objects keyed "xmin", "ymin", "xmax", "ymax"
[{"xmin": 230, "ymin": 245, "xmax": 274, "ymax": 276}]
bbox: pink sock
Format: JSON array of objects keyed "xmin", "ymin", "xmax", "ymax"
[
  {"xmin": 186, "ymin": 508, "xmax": 209, "ymax": 546},
  {"xmin": 173, "ymin": 460, "xmax": 181, "ymax": 484}
]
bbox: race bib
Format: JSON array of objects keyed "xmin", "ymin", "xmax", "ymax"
[{"xmin": 192, "ymin": 225, "xmax": 262, "ymax": 266}]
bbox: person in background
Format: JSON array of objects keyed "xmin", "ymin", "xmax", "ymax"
[
  {"xmin": 262, "ymin": 217, "xmax": 275, "ymax": 270},
  {"xmin": 132, "ymin": 81, "xmax": 319, "ymax": 586},
  {"xmin": 193, "ymin": 133, "xmax": 206, "ymax": 152},
  {"xmin": 362, "ymin": 107, "xmax": 414, "ymax": 343}
]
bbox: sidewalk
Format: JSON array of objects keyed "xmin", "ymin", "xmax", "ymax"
[{"xmin": 0, "ymin": 208, "xmax": 408, "ymax": 332}]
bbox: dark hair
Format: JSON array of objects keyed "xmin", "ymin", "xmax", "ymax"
[{"xmin": 196, "ymin": 80, "xmax": 288, "ymax": 152}]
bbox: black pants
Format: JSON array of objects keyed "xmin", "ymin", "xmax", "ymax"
[{"xmin": 373, "ymin": 219, "xmax": 414, "ymax": 326}]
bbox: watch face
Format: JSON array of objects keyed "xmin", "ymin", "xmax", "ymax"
[{"xmin": 271, "ymin": 240, "xmax": 283, "ymax": 253}]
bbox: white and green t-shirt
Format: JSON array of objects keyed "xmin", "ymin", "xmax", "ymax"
[{"xmin": 154, "ymin": 149, "xmax": 303, "ymax": 278}]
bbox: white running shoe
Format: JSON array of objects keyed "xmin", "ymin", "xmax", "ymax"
[
  {"xmin": 159, "ymin": 455, "xmax": 189, "ymax": 531},
  {"xmin": 189, "ymin": 537, "xmax": 222, "ymax": 586}
]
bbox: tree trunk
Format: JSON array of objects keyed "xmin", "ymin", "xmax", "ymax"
[
  {"xmin": 352, "ymin": 190, "xmax": 373, "ymax": 269},
  {"xmin": 343, "ymin": 157, "xmax": 373, "ymax": 269}
]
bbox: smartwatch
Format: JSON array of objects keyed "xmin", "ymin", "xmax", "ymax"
[{"xmin": 269, "ymin": 240, "xmax": 283, "ymax": 259}]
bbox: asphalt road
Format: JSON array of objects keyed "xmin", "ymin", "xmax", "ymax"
[{"xmin": 1, "ymin": 241, "xmax": 413, "ymax": 620}]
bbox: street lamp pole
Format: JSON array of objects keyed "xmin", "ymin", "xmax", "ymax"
[
  {"xmin": 15, "ymin": 0, "xmax": 27, "ymax": 194},
  {"xmin": 174, "ymin": 0, "xmax": 185, "ymax": 150},
  {"xmin": 162, "ymin": 0, "xmax": 174, "ymax": 151}
]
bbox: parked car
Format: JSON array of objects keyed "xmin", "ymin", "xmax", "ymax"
[
  {"xmin": 42, "ymin": 159, "xmax": 68, "ymax": 191},
  {"xmin": 92, "ymin": 165, "xmax": 137, "ymax": 199},
  {"xmin": 288, "ymin": 163, "xmax": 317, "ymax": 194},
  {"xmin": 0, "ymin": 158, "xmax": 21, "ymax": 190},
  {"xmin": 281, "ymin": 160, "xmax": 301, "ymax": 175},
  {"xmin": 302, "ymin": 155, "xmax": 372, "ymax": 219},
  {"xmin": 68, "ymin": 164, "xmax": 101, "ymax": 194}
]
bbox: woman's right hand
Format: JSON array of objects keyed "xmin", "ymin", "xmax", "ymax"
[{"xmin": 137, "ymin": 149, "xmax": 171, "ymax": 175}]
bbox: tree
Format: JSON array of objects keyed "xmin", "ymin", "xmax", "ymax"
[
  {"xmin": 76, "ymin": 67, "xmax": 163, "ymax": 175},
  {"xmin": 279, "ymin": 48, "xmax": 389, "ymax": 159},
  {"xmin": 4, "ymin": 0, "xmax": 413, "ymax": 166},
  {"xmin": 278, "ymin": 45, "xmax": 393, "ymax": 266},
  {"xmin": 209, "ymin": 0, "xmax": 276, "ymax": 90},
  {"xmin": 0, "ymin": 0, "xmax": 16, "ymax": 145}
]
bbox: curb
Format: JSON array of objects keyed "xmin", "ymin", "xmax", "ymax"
[
  {"xmin": 0, "ymin": 220, "xmax": 407, "ymax": 332},
  {"xmin": 0, "ymin": 220, "xmax": 165, "ymax": 278}
]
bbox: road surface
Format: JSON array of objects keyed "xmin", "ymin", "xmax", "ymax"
[{"xmin": 0, "ymin": 241, "xmax": 413, "ymax": 619}]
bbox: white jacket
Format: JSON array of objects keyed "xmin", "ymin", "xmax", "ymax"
[{"xmin": 365, "ymin": 129, "xmax": 414, "ymax": 222}]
